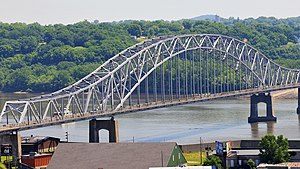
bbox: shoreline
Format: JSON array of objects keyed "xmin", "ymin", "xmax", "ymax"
[{"xmin": 272, "ymin": 88, "xmax": 298, "ymax": 99}]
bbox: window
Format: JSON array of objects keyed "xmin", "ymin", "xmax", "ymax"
[
  {"xmin": 178, "ymin": 153, "xmax": 180, "ymax": 159},
  {"xmin": 230, "ymin": 160, "xmax": 234, "ymax": 167},
  {"xmin": 173, "ymin": 155, "xmax": 175, "ymax": 161},
  {"xmin": 255, "ymin": 160, "xmax": 259, "ymax": 166}
]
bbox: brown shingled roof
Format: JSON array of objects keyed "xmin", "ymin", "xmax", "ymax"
[{"xmin": 47, "ymin": 142, "xmax": 177, "ymax": 169}]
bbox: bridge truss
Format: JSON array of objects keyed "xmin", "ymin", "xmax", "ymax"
[{"xmin": 1, "ymin": 34, "xmax": 300, "ymax": 126}]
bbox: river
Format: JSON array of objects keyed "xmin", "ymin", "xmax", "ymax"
[{"xmin": 1, "ymin": 93, "xmax": 300, "ymax": 144}]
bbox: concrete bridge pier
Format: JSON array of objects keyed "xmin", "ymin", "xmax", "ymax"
[
  {"xmin": 297, "ymin": 88, "xmax": 300, "ymax": 115},
  {"xmin": 0, "ymin": 130, "xmax": 21, "ymax": 167},
  {"xmin": 89, "ymin": 117, "xmax": 119, "ymax": 143},
  {"xmin": 248, "ymin": 93, "xmax": 277, "ymax": 123}
]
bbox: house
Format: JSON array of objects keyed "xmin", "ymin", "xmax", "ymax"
[
  {"xmin": 21, "ymin": 136, "xmax": 60, "ymax": 155},
  {"xmin": 21, "ymin": 153, "xmax": 52, "ymax": 169},
  {"xmin": 47, "ymin": 142, "xmax": 187, "ymax": 169}
]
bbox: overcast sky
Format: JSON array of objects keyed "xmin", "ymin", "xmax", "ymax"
[{"xmin": 0, "ymin": 0, "xmax": 299, "ymax": 25}]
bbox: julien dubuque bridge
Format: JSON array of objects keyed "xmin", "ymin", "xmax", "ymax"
[{"xmin": 1, "ymin": 34, "xmax": 300, "ymax": 136}]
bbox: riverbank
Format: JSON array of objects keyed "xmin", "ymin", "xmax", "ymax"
[
  {"xmin": 272, "ymin": 88, "xmax": 298, "ymax": 99},
  {"xmin": 239, "ymin": 88, "xmax": 298, "ymax": 100}
]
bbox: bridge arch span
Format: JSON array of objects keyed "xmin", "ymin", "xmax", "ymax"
[{"xmin": 1, "ymin": 34, "xmax": 300, "ymax": 125}]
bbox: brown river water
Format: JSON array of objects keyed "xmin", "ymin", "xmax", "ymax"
[{"xmin": 1, "ymin": 93, "xmax": 300, "ymax": 144}]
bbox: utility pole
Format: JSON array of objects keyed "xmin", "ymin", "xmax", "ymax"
[
  {"xmin": 65, "ymin": 131, "xmax": 69, "ymax": 142},
  {"xmin": 161, "ymin": 150, "xmax": 164, "ymax": 167},
  {"xmin": 200, "ymin": 137, "xmax": 202, "ymax": 165}
]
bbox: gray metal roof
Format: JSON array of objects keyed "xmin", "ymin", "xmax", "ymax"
[{"xmin": 47, "ymin": 142, "xmax": 178, "ymax": 169}]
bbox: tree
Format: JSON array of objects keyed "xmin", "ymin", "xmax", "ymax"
[
  {"xmin": 259, "ymin": 134, "xmax": 290, "ymax": 164},
  {"xmin": 0, "ymin": 44, "xmax": 14, "ymax": 57},
  {"xmin": 203, "ymin": 155, "xmax": 222, "ymax": 168},
  {"xmin": 5, "ymin": 66, "xmax": 33, "ymax": 92},
  {"xmin": 127, "ymin": 24, "xmax": 142, "ymax": 37},
  {"xmin": 182, "ymin": 20, "xmax": 193, "ymax": 29},
  {"xmin": 18, "ymin": 36, "xmax": 38, "ymax": 54},
  {"xmin": 247, "ymin": 159, "xmax": 256, "ymax": 169},
  {"xmin": 1, "ymin": 18, "xmax": 300, "ymax": 93},
  {"xmin": 51, "ymin": 70, "xmax": 74, "ymax": 91}
]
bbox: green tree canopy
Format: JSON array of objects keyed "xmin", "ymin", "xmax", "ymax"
[
  {"xmin": 203, "ymin": 155, "xmax": 222, "ymax": 168},
  {"xmin": 0, "ymin": 17, "xmax": 300, "ymax": 92},
  {"xmin": 127, "ymin": 24, "xmax": 142, "ymax": 37},
  {"xmin": 259, "ymin": 134, "xmax": 290, "ymax": 164},
  {"xmin": 248, "ymin": 159, "xmax": 256, "ymax": 169}
]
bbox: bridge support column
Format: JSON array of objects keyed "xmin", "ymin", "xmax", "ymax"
[
  {"xmin": 89, "ymin": 117, "xmax": 119, "ymax": 143},
  {"xmin": 297, "ymin": 88, "xmax": 300, "ymax": 115},
  {"xmin": 248, "ymin": 93, "xmax": 277, "ymax": 123},
  {"xmin": 0, "ymin": 130, "xmax": 21, "ymax": 167}
]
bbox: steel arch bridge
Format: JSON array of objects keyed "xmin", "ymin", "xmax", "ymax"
[{"xmin": 1, "ymin": 34, "xmax": 300, "ymax": 131}]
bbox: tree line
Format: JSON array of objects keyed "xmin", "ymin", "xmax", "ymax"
[{"xmin": 0, "ymin": 16, "xmax": 299, "ymax": 92}]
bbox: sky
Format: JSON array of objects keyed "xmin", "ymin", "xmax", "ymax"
[{"xmin": 0, "ymin": 0, "xmax": 299, "ymax": 25}]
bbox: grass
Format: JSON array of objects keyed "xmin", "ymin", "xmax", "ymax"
[
  {"xmin": 0, "ymin": 156, "xmax": 11, "ymax": 169},
  {"xmin": 0, "ymin": 163, "xmax": 6, "ymax": 169},
  {"xmin": 0, "ymin": 156, "xmax": 12, "ymax": 162},
  {"xmin": 183, "ymin": 152, "xmax": 207, "ymax": 166},
  {"xmin": 0, "ymin": 156, "xmax": 17, "ymax": 169},
  {"xmin": 0, "ymin": 162, "xmax": 6, "ymax": 169}
]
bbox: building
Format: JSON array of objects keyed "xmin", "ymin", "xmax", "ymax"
[
  {"xmin": 225, "ymin": 140, "xmax": 300, "ymax": 168},
  {"xmin": 47, "ymin": 142, "xmax": 187, "ymax": 169},
  {"xmin": 181, "ymin": 140, "xmax": 300, "ymax": 168},
  {"xmin": 226, "ymin": 149, "xmax": 261, "ymax": 167},
  {"xmin": 257, "ymin": 162, "xmax": 300, "ymax": 169},
  {"xmin": 226, "ymin": 149, "xmax": 300, "ymax": 168},
  {"xmin": 21, "ymin": 153, "xmax": 52, "ymax": 169},
  {"xmin": 21, "ymin": 136, "xmax": 60, "ymax": 155}
]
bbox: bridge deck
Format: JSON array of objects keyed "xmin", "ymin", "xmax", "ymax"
[{"xmin": 0, "ymin": 84, "xmax": 299, "ymax": 133}]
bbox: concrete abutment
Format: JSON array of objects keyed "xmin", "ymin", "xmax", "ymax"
[
  {"xmin": 89, "ymin": 117, "xmax": 119, "ymax": 143},
  {"xmin": 248, "ymin": 93, "xmax": 277, "ymax": 123}
]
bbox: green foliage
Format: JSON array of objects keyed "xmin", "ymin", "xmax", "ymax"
[
  {"xmin": 0, "ymin": 162, "xmax": 7, "ymax": 169},
  {"xmin": 259, "ymin": 134, "xmax": 290, "ymax": 164},
  {"xmin": 127, "ymin": 24, "xmax": 142, "ymax": 37},
  {"xmin": 203, "ymin": 155, "xmax": 222, "ymax": 168},
  {"xmin": 0, "ymin": 21, "xmax": 136, "ymax": 92},
  {"xmin": 182, "ymin": 20, "xmax": 193, "ymax": 29},
  {"xmin": 248, "ymin": 159, "xmax": 256, "ymax": 169},
  {"xmin": 0, "ymin": 17, "xmax": 300, "ymax": 92}
]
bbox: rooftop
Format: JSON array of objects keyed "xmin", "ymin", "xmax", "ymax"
[
  {"xmin": 47, "ymin": 142, "xmax": 179, "ymax": 169},
  {"xmin": 21, "ymin": 135, "xmax": 60, "ymax": 144},
  {"xmin": 258, "ymin": 162, "xmax": 300, "ymax": 168}
]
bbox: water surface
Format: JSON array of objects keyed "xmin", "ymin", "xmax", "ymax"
[{"xmin": 1, "ymin": 93, "xmax": 299, "ymax": 144}]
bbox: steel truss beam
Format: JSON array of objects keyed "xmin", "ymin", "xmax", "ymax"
[{"xmin": 1, "ymin": 34, "xmax": 300, "ymax": 125}]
